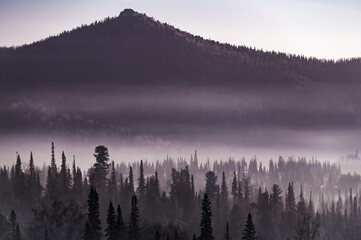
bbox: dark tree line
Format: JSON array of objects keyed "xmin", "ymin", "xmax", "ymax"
[{"xmin": 1, "ymin": 143, "xmax": 361, "ymax": 239}]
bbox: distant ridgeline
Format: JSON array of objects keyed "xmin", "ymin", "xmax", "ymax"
[
  {"xmin": 0, "ymin": 8, "xmax": 360, "ymax": 90},
  {"xmin": 0, "ymin": 143, "xmax": 361, "ymax": 239}
]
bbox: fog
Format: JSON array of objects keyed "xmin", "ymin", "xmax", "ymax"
[{"xmin": 1, "ymin": 84, "xmax": 361, "ymax": 170}]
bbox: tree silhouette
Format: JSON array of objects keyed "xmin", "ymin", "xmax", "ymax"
[
  {"xmin": 199, "ymin": 193, "xmax": 214, "ymax": 240},
  {"xmin": 137, "ymin": 160, "xmax": 145, "ymax": 199},
  {"xmin": 129, "ymin": 195, "xmax": 140, "ymax": 240},
  {"xmin": 105, "ymin": 201, "xmax": 116, "ymax": 240},
  {"xmin": 84, "ymin": 187, "xmax": 102, "ymax": 240},
  {"xmin": 241, "ymin": 213, "xmax": 257, "ymax": 240},
  {"xmin": 93, "ymin": 145, "xmax": 110, "ymax": 189}
]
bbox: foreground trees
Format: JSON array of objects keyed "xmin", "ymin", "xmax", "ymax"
[{"xmin": 1, "ymin": 143, "xmax": 360, "ymax": 239}]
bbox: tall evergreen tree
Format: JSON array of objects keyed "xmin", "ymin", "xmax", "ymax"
[
  {"xmin": 105, "ymin": 201, "xmax": 116, "ymax": 240},
  {"xmin": 115, "ymin": 205, "xmax": 125, "ymax": 239},
  {"xmin": 231, "ymin": 172, "xmax": 237, "ymax": 200},
  {"xmin": 129, "ymin": 166, "xmax": 135, "ymax": 194},
  {"xmin": 93, "ymin": 145, "xmax": 110, "ymax": 189},
  {"xmin": 129, "ymin": 195, "xmax": 140, "ymax": 240},
  {"xmin": 50, "ymin": 142, "xmax": 57, "ymax": 173},
  {"xmin": 137, "ymin": 160, "xmax": 145, "ymax": 199},
  {"xmin": 220, "ymin": 171, "xmax": 228, "ymax": 206},
  {"xmin": 205, "ymin": 171, "xmax": 218, "ymax": 202},
  {"xmin": 199, "ymin": 194, "xmax": 214, "ymax": 240},
  {"xmin": 241, "ymin": 213, "xmax": 257, "ymax": 240},
  {"xmin": 84, "ymin": 187, "xmax": 102, "ymax": 240},
  {"xmin": 59, "ymin": 151, "xmax": 69, "ymax": 194}
]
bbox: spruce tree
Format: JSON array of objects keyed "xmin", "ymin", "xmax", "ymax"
[
  {"xmin": 105, "ymin": 201, "xmax": 116, "ymax": 240},
  {"xmin": 129, "ymin": 166, "xmax": 134, "ymax": 194},
  {"xmin": 231, "ymin": 171, "xmax": 237, "ymax": 200},
  {"xmin": 93, "ymin": 145, "xmax": 110, "ymax": 189},
  {"xmin": 220, "ymin": 171, "xmax": 228, "ymax": 206},
  {"xmin": 205, "ymin": 171, "xmax": 218, "ymax": 202},
  {"xmin": 129, "ymin": 195, "xmax": 140, "ymax": 240},
  {"xmin": 84, "ymin": 187, "xmax": 102, "ymax": 240},
  {"xmin": 115, "ymin": 205, "xmax": 125, "ymax": 238},
  {"xmin": 199, "ymin": 194, "xmax": 214, "ymax": 240},
  {"xmin": 137, "ymin": 160, "xmax": 145, "ymax": 199},
  {"xmin": 59, "ymin": 151, "xmax": 69, "ymax": 194},
  {"xmin": 241, "ymin": 213, "xmax": 257, "ymax": 240}
]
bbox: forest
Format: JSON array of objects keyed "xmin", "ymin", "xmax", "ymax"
[{"xmin": 1, "ymin": 143, "xmax": 361, "ymax": 239}]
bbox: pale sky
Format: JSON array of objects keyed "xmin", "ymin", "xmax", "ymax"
[{"xmin": 0, "ymin": 0, "xmax": 360, "ymax": 60}]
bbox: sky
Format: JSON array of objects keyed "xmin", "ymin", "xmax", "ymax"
[{"xmin": 0, "ymin": 0, "xmax": 361, "ymax": 60}]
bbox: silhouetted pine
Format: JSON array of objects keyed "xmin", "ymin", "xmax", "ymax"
[
  {"xmin": 59, "ymin": 151, "xmax": 70, "ymax": 194},
  {"xmin": 199, "ymin": 193, "xmax": 214, "ymax": 240},
  {"xmin": 220, "ymin": 171, "xmax": 228, "ymax": 206},
  {"xmin": 129, "ymin": 166, "xmax": 135, "ymax": 194},
  {"xmin": 115, "ymin": 205, "xmax": 125, "ymax": 239},
  {"xmin": 205, "ymin": 171, "xmax": 218, "ymax": 202},
  {"xmin": 129, "ymin": 195, "xmax": 140, "ymax": 240},
  {"xmin": 231, "ymin": 172, "xmax": 237, "ymax": 200},
  {"xmin": 84, "ymin": 187, "xmax": 102, "ymax": 240},
  {"xmin": 137, "ymin": 160, "xmax": 145, "ymax": 199},
  {"xmin": 241, "ymin": 213, "xmax": 256, "ymax": 240},
  {"xmin": 105, "ymin": 201, "xmax": 116, "ymax": 240},
  {"xmin": 93, "ymin": 145, "xmax": 110, "ymax": 189}
]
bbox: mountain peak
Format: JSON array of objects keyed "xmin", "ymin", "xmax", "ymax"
[{"xmin": 119, "ymin": 8, "xmax": 137, "ymax": 16}]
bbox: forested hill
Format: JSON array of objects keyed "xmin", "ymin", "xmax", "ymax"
[{"xmin": 1, "ymin": 8, "xmax": 360, "ymax": 90}]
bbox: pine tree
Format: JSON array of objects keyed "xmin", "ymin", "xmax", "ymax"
[
  {"xmin": 115, "ymin": 205, "xmax": 125, "ymax": 239},
  {"xmin": 29, "ymin": 152, "xmax": 35, "ymax": 179},
  {"xmin": 129, "ymin": 166, "xmax": 134, "ymax": 194},
  {"xmin": 231, "ymin": 172, "xmax": 237, "ymax": 200},
  {"xmin": 14, "ymin": 154, "xmax": 25, "ymax": 200},
  {"xmin": 285, "ymin": 182, "xmax": 296, "ymax": 213},
  {"xmin": 84, "ymin": 187, "xmax": 102, "ymax": 240},
  {"xmin": 50, "ymin": 142, "xmax": 57, "ymax": 173},
  {"xmin": 129, "ymin": 195, "xmax": 140, "ymax": 240},
  {"xmin": 205, "ymin": 171, "xmax": 218, "ymax": 202},
  {"xmin": 105, "ymin": 201, "xmax": 116, "ymax": 240},
  {"xmin": 220, "ymin": 171, "xmax": 228, "ymax": 206},
  {"xmin": 137, "ymin": 160, "xmax": 145, "ymax": 199},
  {"xmin": 241, "ymin": 213, "xmax": 257, "ymax": 240},
  {"xmin": 199, "ymin": 194, "xmax": 214, "ymax": 240},
  {"xmin": 59, "ymin": 151, "xmax": 69, "ymax": 194},
  {"xmin": 93, "ymin": 145, "xmax": 110, "ymax": 189}
]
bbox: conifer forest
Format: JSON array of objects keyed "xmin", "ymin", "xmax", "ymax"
[{"xmin": 1, "ymin": 143, "xmax": 361, "ymax": 239}]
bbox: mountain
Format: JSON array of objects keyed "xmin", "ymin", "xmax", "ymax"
[
  {"xmin": 0, "ymin": 9, "xmax": 361, "ymax": 152},
  {"xmin": 1, "ymin": 8, "xmax": 360, "ymax": 90}
]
